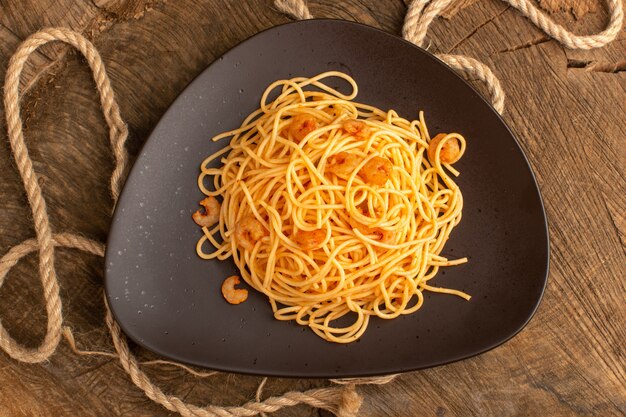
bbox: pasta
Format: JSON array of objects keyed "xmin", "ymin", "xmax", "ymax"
[{"xmin": 194, "ymin": 71, "xmax": 470, "ymax": 343}]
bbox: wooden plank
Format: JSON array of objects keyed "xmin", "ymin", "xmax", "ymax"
[{"xmin": 0, "ymin": 0, "xmax": 624, "ymax": 416}]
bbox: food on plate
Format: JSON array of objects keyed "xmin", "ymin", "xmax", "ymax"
[{"xmin": 193, "ymin": 71, "xmax": 469, "ymax": 343}]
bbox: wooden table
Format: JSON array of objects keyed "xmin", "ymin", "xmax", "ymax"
[{"xmin": 1, "ymin": 1, "xmax": 624, "ymax": 415}]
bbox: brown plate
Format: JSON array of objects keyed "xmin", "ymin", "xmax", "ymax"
[{"xmin": 105, "ymin": 19, "xmax": 549, "ymax": 378}]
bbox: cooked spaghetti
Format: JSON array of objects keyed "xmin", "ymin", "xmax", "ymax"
[{"xmin": 194, "ymin": 71, "xmax": 469, "ymax": 343}]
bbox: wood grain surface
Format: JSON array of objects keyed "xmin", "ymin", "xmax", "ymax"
[{"xmin": 0, "ymin": 0, "xmax": 624, "ymax": 416}]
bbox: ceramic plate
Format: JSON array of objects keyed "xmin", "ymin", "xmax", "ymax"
[{"xmin": 105, "ymin": 19, "xmax": 549, "ymax": 377}]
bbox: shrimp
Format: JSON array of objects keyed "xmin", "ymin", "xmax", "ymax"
[
  {"xmin": 427, "ymin": 133, "xmax": 461, "ymax": 164},
  {"xmin": 342, "ymin": 119, "xmax": 369, "ymax": 138},
  {"xmin": 326, "ymin": 152, "xmax": 364, "ymax": 178},
  {"xmin": 234, "ymin": 215, "xmax": 268, "ymax": 251},
  {"xmin": 293, "ymin": 228, "xmax": 326, "ymax": 250},
  {"xmin": 192, "ymin": 196, "xmax": 221, "ymax": 228},
  {"xmin": 358, "ymin": 156, "xmax": 392, "ymax": 186},
  {"xmin": 288, "ymin": 114, "xmax": 318, "ymax": 142},
  {"xmin": 221, "ymin": 276, "xmax": 248, "ymax": 305}
]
